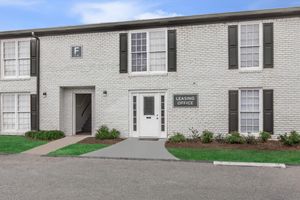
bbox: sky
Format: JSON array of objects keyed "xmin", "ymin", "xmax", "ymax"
[{"xmin": 0, "ymin": 0, "xmax": 299, "ymax": 31}]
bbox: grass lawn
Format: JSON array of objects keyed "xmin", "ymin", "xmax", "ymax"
[
  {"xmin": 0, "ymin": 136, "xmax": 47, "ymax": 154},
  {"xmin": 48, "ymin": 143, "xmax": 109, "ymax": 156},
  {"xmin": 168, "ymin": 148, "xmax": 300, "ymax": 164}
]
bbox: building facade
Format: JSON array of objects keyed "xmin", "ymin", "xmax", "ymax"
[{"xmin": 0, "ymin": 7, "xmax": 299, "ymax": 138}]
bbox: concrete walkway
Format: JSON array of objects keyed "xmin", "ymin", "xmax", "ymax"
[
  {"xmin": 82, "ymin": 138, "xmax": 178, "ymax": 160},
  {"xmin": 23, "ymin": 136, "xmax": 88, "ymax": 155}
]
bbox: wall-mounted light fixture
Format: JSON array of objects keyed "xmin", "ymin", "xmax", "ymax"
[
  {"xmin": 103, "ymin": 90, "xmax": 107, "ymax": 97},
  {"xmin": 42, "ymin": 92, "xmax": 47, "ymax": 98}
]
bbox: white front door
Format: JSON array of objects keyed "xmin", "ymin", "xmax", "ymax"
[
  {"xmin": 139, "ymin": 93, "xmax": 160, "ymax": 138},
  {"xmin": 130, "ymin": 92, "xmax": 166, "ymax": 138}
]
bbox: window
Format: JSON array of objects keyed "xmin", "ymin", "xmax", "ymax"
[
  {"xmin": 130, "ymin": 29, "xmax": 167, "ymax": 73},
  {"xmin": 144, "ymin": 96, "xmax": 155, "ymax": 115},
  {"xmin": 240, "ymin": 24, "xmax": 261, "ymax": 69},
  {"xmin": 240, "ymin": 89, "xmax": 261, "ymax": 133},
  {"xmin": 133, "ymin": 96, "xmax": 137, "ymax": 131},
  {"xmin": 1, "ymin": 93, "xmax": 30, "ymax": 132},
  {"xmin": 1, "ymin": 39, "xmax": 30, "ymax": 79},
  {"xmin": 161, "ymin": 95, "xmax": 165, "ymax": 132}
]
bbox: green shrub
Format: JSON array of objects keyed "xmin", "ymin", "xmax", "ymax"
[
  {"xmin": 201, "ymin": 130, "xmax": 214, "ymax": 143},
  {"xmin": 168, "ymin": 133, "xmax": 186, "ymax": 143},
  {"xmin": 245, "ymin": 134, "xmax": 258, "ymax": 144},
  {"xmin": 189, "ymin": 127, "xmax": 201, "ymax": 140},
  {"xmin": 215, "ymin": 133, "xmax": 226, "ymax": 143},
  {"xmin": 96, "ymin": 126, "xmax": 120, "ymax": 140},
  {"xmin": 226, "ymin": 132, "xmax": 245, "ymax": 144},
  {"xmin": 259, "ymin": 131, "xmax": 271, "ymax": 143},
  {"xmin": 25, "ymin": 130, "xmax": 65, "ymax": 141},
  {"xmin": 279, "ymin": 131, "xmax": 300, "ymax": 146}
]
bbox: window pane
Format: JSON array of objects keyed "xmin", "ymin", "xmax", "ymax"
[
  {"xmin": 240, "ymin": 24, "xmax": 260, "ymax": 68},
  {"xmin": 3, "ymin": 42, "xmax": 15, "ymax": 59},
  {"xmin": 131, "ymin": 32, "xmax": 147, "ymax": 72},
  {"xmin": 149, "ymin": 31, "xmax": 166, "ymax": 52},
  {"xmin": 2, "ymin": 94, "xmax": 15, "ymax": 112},
  {"xmin": 18, "ymin": 41, "xmax": 30, "ymax": 58},
  {"xmin": 144, "ymin": 96, "xmax": 154, "ymax": 115},
  {"xmin": 4, "ymin": 60, "xmax": 16, "ymax": 76},
  {"xmin": 3, "ymin": 113, "xmax": 15, "ymax": 130},
  {"xmin": 240, "ymin": 89, "xmax": 260, "ymax": 133},
  {"xmin": 18, "ymin": 94, "xmax": 30, "ymax": 112},
  {"xmin": 150, "ymin": 52, "xmax": 166, "ymax": 71},
  {"xmin": 18, "ymin": 113, "xmax": 30, "ymax": 130},
  {"xmin": 19, "ymin": 59, "xmax": 30, "ymax": 76}
]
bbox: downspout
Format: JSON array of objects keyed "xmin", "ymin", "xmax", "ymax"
[{"xmin": 31, "ymin": 32, "xmax": 40, "ymax": 131}]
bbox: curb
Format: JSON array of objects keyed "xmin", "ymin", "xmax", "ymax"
[{"xmin": 213, "ymin": 161, "xmax": 286, "ymax": 168}]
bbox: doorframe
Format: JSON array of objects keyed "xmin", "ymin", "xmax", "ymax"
[
  {"xmin": 129, "ymin": 90, "xmax": 167, "ymax": 138},
  {"xmin": 72, "ymin": 92, "xmax": 94, "ymax": 136}
]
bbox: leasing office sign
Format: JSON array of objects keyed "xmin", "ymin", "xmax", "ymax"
[{"xmin": 173, "ymin": 94, "xmax": 198, "ymax": 107}]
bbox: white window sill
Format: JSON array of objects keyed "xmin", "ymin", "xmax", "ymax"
[
  {"xmin": 1, "ymin": 77, "xmax": 31, "ymax": 81},
  {"xmin": 239, "ymin": 68, "xmax": 263, "ymax": 73},
  {"xmin": 129, "ymin": 72, "xmax": 168, "ymax": 77}
]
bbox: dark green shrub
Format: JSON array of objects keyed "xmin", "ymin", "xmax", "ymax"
[
  {"xmin": 168, "ymin": 133, "xmax": 186, "ymax": 143},
  {"xmin": 214, "ymin": 133, "xmax": 226, "ymax": 143},
  {"xmin": 189, "ymin": 127, "xmax": 200, "ymax": 140},
  {"xmin": 201, "ymin": 130, "xmax": 214, "ymax": 143},
  {"xmin": 245, "ymin": 135, "xmax": 258, "ymax": 144},
  {"xmin": 279, "ymin": 131, "xmax": 300, "ymax": 146},
  {"xmin": 25, "ymin": 130, "xmax": 65, "ymax": 141},
  {"xmin": 259, "ymin": 131, "xmax": 271, "ymax": 143},
  {"xmin": 96, "ymin": 126, "xmax": 120, "ymax": 140},
  {"xmin": 226, "ymin": 132, "xmax": 245, "ymax": 144}
]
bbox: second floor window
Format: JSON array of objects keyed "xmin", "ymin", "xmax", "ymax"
[
  {"xmin": 130, "ymin": 29, "xmax": 167, "ymax": 73},
  {"xmin": 1, "ymin": 39, "xmax": 30, "ymax": 79},
  {"xmin": 240, "ymin": 24, "xmax": 261, "ymax": 69}
]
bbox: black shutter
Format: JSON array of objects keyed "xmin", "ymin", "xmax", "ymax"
[
  {"xmin": 263, "ymin": 90, "xmax": 274, "ymax": 134},
  {"xmin": 229, "ymin": 90, "xmax": 239, "ymax": 132},
  {"xmin": 119, "ymin": 33, "xmax": 128, "ymax": 73},
  {"xmin": 30, "ymin": 39, "xmax": 39, "ymax": 76},
  {"xmin": 263, "ymin": 23, "xmax": 274, "ymax": 68},
  {"xmin": 228, "ymin": 25, "xmax": 238, "ymax": 69},
  {"xmin": 168, "ymin": 30, "xmax": 177, "ymax": 72},
  {"xmin": 31, "ymin": 94, "xmax": 39, "ymax": 131}
]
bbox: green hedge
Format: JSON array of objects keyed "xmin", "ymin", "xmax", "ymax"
[
  {"xmin": 96, "ymin": 126, "xmax": 120, "ymax": 140},
  {"xmin": 25, "ymin": 130, "xmax": 65, "ymax": 141}
]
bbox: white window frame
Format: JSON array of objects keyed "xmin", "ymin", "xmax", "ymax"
[
  {"xmin": 238, "ymin": 22, "xmax": 263, "ymax": 71},
  {"xmin": 1, "ymin": 38, "xmax": 31, "ymax": 80},
  {"xmin": 238, "ymin": 88, "xmax": 263, "ymax": 135},
  {"xmin": 0, "ymin": 93, "xmax": 31, "ymax": 133},
  {"xmin": 128, "ymin": 28, "xmax": 168, "ymax": 76}
]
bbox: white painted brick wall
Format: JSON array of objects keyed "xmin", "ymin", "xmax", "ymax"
[{"xmin": 1, "ymin": 16, "xmax": 300, "ymax": 137}]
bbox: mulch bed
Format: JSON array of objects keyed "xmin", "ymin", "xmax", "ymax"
[
  {"xmin": 165, "ymin": 140, "xmax": 300, "ymax": 151},
  {"xmin": 78, "ymin": 137, "xmax": 124, "ymax": 145}
]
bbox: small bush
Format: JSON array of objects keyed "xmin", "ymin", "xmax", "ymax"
[
  {"xmin": 215, "ymin": 133, "xmax": 226, "ymax": 143},
  {"xmin": 245, "ymin": 134, "xmax": 258, "ymax": 144},
  {"xmin": 168, "ymin": 133, "xmax": 186, "ymax": 143},
  {"xmin": 259, "ymin": 131, "xmax": 271, "ymax": 143},
  {"xmin": 96, "ymin": 126, "xmax": 120, "ymax": 140},
  {"xmin": 189, "ymin": 127, "xmax": 201, "ymax": 140},
  {"xmin": 201, "ymin": 130, "xmax": 214, "ymax": 143},
  {"xmin": 25, "ymin": 130, "xmax": 65, "ymax": 141},
  {"xmin": 279, "ymin": 131, "xmax": 300, "ymax": 146},
  {"xmin": 226, "ymin": 132, "xmax": 245, "ymax": 144}
]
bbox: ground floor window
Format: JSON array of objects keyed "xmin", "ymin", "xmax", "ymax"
[
  {"xmin": 1, "ymin": 93, "xmax": 30, "ymax": 132},
  {"xmin": 240, "ymin": 89, "xmax": 261, "ymax": 133}
]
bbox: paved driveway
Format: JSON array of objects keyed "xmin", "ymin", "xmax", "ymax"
[
  {"xmin": 82, "ymin": 138, "xmax": 177, "ymax": 160},
  {"xmin": 1, "ymin": 155, "xmax": 300, "ymax": 200}
]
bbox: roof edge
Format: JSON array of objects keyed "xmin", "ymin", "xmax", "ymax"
[{"xmin": 0, "ymin": 6, "xmax": 300, "ymax": 38}]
